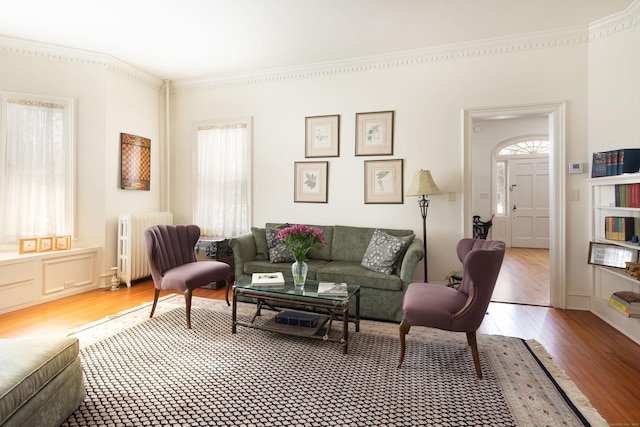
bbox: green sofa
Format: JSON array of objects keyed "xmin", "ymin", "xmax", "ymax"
[{"xmin": 229, "ymin": 223, "xmax": 424, "ymax": 322}]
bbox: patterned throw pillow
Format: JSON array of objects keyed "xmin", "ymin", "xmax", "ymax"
[
  {"xmin": 266, "ymin": 227, "xmax": 295, "ymax": 263},
  {"xmin": 361, "ymin": 229, "xmax": 408, "ymax": 275}
]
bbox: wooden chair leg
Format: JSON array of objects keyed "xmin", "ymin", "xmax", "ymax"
[
  {"xmin": 398, "ymin": 320, "xmax": 411, "ymax": 368},
  {"xmin": 224, "ymin": 278, "xmax": 231, "ymax": 306},
  {"xmin": 184, "ymin": 289, "xmax": 193, "ymax": 329},
  {"xmin": 467, "ymin": 331, "xmax": 483, "ymax": 379},
  {"xmin": 149, "ymin": 289, "xmax": 161, "ymax": 319}
]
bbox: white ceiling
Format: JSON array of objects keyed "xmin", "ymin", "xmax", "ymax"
[{"xmin": 0, "ymin": 0, "xmax": 634, "ymax": 81}]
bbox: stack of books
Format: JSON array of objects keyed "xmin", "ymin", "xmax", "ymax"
[{"xmin": 608, "ymin": 291, "xmax": 640, "ymax": 317}]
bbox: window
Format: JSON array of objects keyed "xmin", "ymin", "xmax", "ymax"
[
  {"xmin": 0, "ymin": 93, "xmax": 75, "ymax": 244},
  {"xmin": 194, "ymin": 118, "xmax": 252, "ymax": 237}
]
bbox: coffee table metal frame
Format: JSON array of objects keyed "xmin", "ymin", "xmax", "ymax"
[{"xmin": 232, "ymin": 280, "xmax": 360, "ymax": 354}]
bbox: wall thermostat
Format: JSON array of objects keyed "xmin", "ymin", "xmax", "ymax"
[{"xmin": 568, "ymin": 162, "xmax": 583, "ymax": 174}]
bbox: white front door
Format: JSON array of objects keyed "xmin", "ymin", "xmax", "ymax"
[{"xmin": 509, "ymin": 158, "xmax": 549, "ymax": 248}]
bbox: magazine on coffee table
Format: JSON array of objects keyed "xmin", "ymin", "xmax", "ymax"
[{"xmin": 317, "ymin": 282, "xmax": 348, "ymax": 296}]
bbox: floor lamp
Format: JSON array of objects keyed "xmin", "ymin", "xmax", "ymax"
[{"xmin": 406, "ymin": 169, "xmax": 442, "ymax": 282}]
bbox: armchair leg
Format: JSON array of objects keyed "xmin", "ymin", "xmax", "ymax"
[
  {"xmin": 224, "ymin": 278, "xmax": 231, "ymax": 306},
  {"xmin": 398, "ymin": 320, "xmax": 411, "ymax": 368},
  {"xmin": 466, "ymin": 331, "xmax": 483, "ymax": 379},
  {"xmin": 149, "ymin": 289, "xmax": 161, "ymax": 319},
  {"xmin": 185, "ymin": 289, "xmax": 193, "ymax": 329}
]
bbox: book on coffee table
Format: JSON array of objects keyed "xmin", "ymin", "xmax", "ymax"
[
  {"xmin": 317, "ymin": 282, "xmax": 348, "ymax": 296},
  {"xmin": 251, "ymin": 272, "xmax": 285, "ymax": 286}
]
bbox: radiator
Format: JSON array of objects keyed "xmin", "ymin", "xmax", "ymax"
[{"xmin": 117, "ymin": 212, "xmax": 173, "ymax": 287}]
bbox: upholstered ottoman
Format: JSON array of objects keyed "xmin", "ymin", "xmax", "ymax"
[{"xmin": 0, "ymin": 337, "xmax": 85, "ymax": 427}]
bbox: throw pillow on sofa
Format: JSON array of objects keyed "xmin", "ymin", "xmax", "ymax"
[
  {"xmin": 361, "ymin": 229, "xmax": 408, "ymax": 274},
  {"xmin": 266, "ymin": 227, "xmax": 295, "ymax": 263}
]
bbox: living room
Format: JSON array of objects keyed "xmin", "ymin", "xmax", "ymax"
[{"xmin": 1, "ymin": 1, "xmax": 639, "ymax": 425}]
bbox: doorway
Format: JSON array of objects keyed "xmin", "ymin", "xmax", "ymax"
[{"xmin": 463, "ymin": 102, "xmax": 566, "ymax": 309}]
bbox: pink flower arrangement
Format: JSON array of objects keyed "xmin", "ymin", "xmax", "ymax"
[{"xmin": 278, "ymin": 224, "xmax": 326, "ymax": 263}]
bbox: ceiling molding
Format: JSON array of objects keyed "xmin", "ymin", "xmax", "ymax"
[
  {"xmin": 0, "ymin": 35, "xmax": 163, "ymax": 89},
  {"xmin": 173, "ymin": 26, "xmax": 592, "ymax": 93},
  {"xmin": 589, "ymin": 0, "xmax": 640, "ymax": 40}
]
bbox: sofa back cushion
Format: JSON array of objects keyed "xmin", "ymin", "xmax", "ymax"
[
  {"xmin": 331, "ymin": 225, "xmax": 414, "ymax": 263},
  {"xmin": 306, "ymin": 224, "xmax": 334, "ymax": 261}
]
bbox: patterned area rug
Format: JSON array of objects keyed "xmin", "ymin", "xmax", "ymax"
[{"xmin": 63, "ymin": 295, "xmax": 606, "ymax": 426}]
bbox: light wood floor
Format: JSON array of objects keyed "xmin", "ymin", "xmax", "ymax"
[
  {"xmin": 492, "ymin": 247, "xmax": 550, "ymax": 306},
  {"xmin": 0, "ymin": 280, "xmax": 639, "ymax": 424}
]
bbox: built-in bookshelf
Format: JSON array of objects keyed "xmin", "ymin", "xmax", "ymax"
[{"xmin": 589, "ymin": 174, "xmax": 640, "ymax": 344}]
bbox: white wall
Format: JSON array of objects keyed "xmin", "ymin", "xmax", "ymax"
[
  {"xmin": 171, "ymin": 36, "xmax": 591, "ymax": 286},
  {"xmin": 0, "ymin": 44, "xmax": 163, "ymax": 279}
]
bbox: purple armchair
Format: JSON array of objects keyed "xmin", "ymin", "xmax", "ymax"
[
  {"xmin": 398, "ymin": 238, "xmax": 505, "ymax": 378},
  {"xmin": 145, "ymin": 224, "xmax": 231, "ymax": 328}
]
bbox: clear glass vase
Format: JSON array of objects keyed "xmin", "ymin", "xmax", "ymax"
[{"xmin": 291, "ymin": 260, "xmax": 308, "ymax": 287}]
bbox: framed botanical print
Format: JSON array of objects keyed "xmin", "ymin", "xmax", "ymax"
[
  {"xmin": 364, "ymin": 159, "xmax": 403, "ymax": 204},
  {"xmin": 37, "ymin": 236, "xmax": 53, "ymax": 252},
  {"xmin": 294, "ymin": 161, "xmax": 328, "ymax": 203},
  {"xmin": 356, "ymin": 110, "xmax": 394, "ymax": 156},
  {"xmin": 19, "ymin": 238, "xmax": 37, "ymax": 254},
  {"xmin": 305, "ymin": 115, "xmax": 340, "ymax": 158}
]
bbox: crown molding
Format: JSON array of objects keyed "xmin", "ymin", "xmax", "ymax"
[
  {"xmin": 173, "ymin": 26, "xmax": 591, "ymax": 93},
  {"xmin": 589, "ymin": 0, "xmax": 640, "ymax": 41},
  {"xmin": 0, "ymin": 35, "xmax": 163, "ymax": 89}
]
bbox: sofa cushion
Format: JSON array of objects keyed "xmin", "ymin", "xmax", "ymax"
[
  {"xmin": 0, "ymin": 337, "xmax": 81, "ymax": 425},
  {"xmin": 266, "ymin": 227, "xmax": 295, "ymax": 263},
  {"xmin": 361, "ymin": 229, "xmax": 408, "ymax": 274},
  {"xmin": 305, "ymin": 224, "xmax": 334, "ymax": 261},
  {"xmin": 331, "ymin": 225, "xmax": 415, "ymax": 263},
  {"xmin": 251, "ymin": 227, "xmax": 269, "ymax": 260},
  {"xmin": 316, "ymin": 261, "xmax": 403, "ymax": 291},
  {"xmin": 243, "ymin": 259, "xmax": 329, "ymax": 281}
]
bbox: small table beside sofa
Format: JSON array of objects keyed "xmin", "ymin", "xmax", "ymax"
[{"xmin": 230, "ymin": 223, "xmax": 424, "ymax": 323}]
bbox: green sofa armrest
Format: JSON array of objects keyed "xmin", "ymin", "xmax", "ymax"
[
  {"xmin": 229, "ymin": 232, "xmax": 257, "ymax": 282},
  {"xmin": 398, "ymin": 238, "xmax": 425, "ymax": 287}
]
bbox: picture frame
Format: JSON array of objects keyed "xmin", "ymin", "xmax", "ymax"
[
  {"xmin": 305, "ymin": 115, "xmax": 340, "ymax": 158},
  {"xmin": 588, "ymin": 241, "xmax": 639, "ymax": 269},
  {"xmin": 355, "ymin": 110, "xmax": 394, "ymax": 156},
  {"xmin": 294, "ymin": 161, "xmax": 328, "ymax": 203},
  {"xmin": 364, "ymin": 159, "xmax": 403, "ymax": 204},
  {"xmin": 19, "ymin": 238, "xmax": 37, "ymax": 254},
  {"xmin": 37, "ymin": 236, "xmax": 53, "ymax": 252},
  {"xmin": 121, "ymin": 133, "xmax": 151, "ymax": 191},
  {"xmin": 54, "ymin": 235, "xmax": 71, "ymax": 251}
]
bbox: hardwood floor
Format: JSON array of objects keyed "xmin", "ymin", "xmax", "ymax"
[
  {"xmin": 0, "ymin": 280, "xmax": 639, "ymax": 424},
  {"xmin": 492, "ymin": 247, "xmax": 550, "ymax": 306}
]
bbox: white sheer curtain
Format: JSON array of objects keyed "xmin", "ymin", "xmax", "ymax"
[
  {"xmin": 1, "ymin": 99, "xmax": 69, "ymax": 242},
  {"xmin": 194, "ymin": 121, "xmax": 250, "ymax": 237}
]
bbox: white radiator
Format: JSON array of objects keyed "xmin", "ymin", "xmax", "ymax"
[{"xmin": 117, "ymin": 212, "xmax": 173, "ymax": 287}]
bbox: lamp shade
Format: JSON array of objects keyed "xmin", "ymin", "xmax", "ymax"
[{"xmin": 405, "ymin": 169, "xmax": 442, "ymax": 196}]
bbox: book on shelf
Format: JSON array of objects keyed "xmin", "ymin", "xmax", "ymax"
[
  {"xmin": 251, "ymin": 272, "xmax": 285, "ymax": 286},
  {"xmin": 608, "ymin": 291, "xmax": 640, "ymax": 317},
  {"xmin": 317, "ymin": 282, "xmax": 348, "ymax": 296},
  {"xmin": 591, "ymin": 152, "xmax": 607, "ymax": 178},
  {"xmin": 614, "ymin": 183, "xmax": 640, "ymax": 208},
  {"xmin": 604, "ymin": 216, "xmax": 635, "ymax": 241},
  {"xmin": 593, "ymin": 148, "xmax": 640, "ymax": 177}
]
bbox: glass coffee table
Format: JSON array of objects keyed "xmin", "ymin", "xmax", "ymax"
[{"xmin": 232, "ymin": 279, "xmax": 360, "ymax": 354}]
